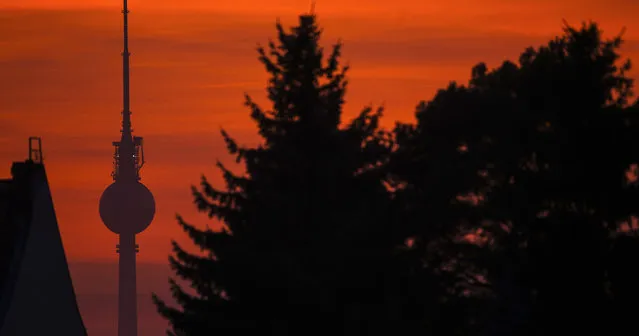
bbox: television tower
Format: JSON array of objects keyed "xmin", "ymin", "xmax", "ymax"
[{"xmin": 98, "ymin": 1, "xmax": 156, "ymax": 336}]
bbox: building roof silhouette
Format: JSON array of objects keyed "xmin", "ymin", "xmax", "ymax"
[{"xmin": 0, "ymin": 138, "xmax": 87, "ymax": 336}]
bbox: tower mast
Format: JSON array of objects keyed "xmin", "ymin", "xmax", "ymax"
[
  {"xmin": 99, "ymin": 1, "xmax": 154, "ymax": 335},
  {"xmin": 119, "ymin": 2, "xmax": 137, "ymax": 335},
  {"xmin": 116, "ymin": 0, "xmax": 137, "ymax": 183}
]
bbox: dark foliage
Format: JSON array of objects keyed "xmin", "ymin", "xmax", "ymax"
[
  {"xmin": 153, "ymin": 14, "xmax": 402, "ymax": 336},
  {"xmin": 155, "ymin": 14, "xmax": 639, "ymax": 336},
  {"xmin": 391, "ymin": 21, "xmax": 639, "ymax": 336}
]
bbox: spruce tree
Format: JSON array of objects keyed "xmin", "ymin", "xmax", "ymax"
[{"xmin": 153, "ymin": 14, "xmax": 398, "ymax": 336}]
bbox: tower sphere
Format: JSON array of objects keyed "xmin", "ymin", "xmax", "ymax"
[{"xmin": 99, "ymin": 181, "xmax": 156, "ymax": 235}]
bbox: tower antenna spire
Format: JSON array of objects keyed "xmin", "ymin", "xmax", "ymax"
[
  {"xmin": 112, "ymin": 0, "xmax": 144, "ymax": 183},
  {"xmin": 122, "ymin": 0, "xmax": 132, "ymax": 139}
]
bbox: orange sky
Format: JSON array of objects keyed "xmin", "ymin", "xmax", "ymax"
[
  {"xmin": 1, "ymin": 0, "xmax": 639, "ymax": 265},
  {"xmin": 2, "ymin": 1, "xmax": 639, "ymax": 335}
]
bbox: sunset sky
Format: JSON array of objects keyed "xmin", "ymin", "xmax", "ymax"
[{"xmin": 1, "ymin": 1, "xmax": 638, "ymax": 334}]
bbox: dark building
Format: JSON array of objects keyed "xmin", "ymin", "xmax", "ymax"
[{"xmin": 0, "ymin": 137, "xmax": 87, "ymax": 336}]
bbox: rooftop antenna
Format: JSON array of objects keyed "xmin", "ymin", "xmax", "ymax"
[{"xmin": 28, "ymin": 137, "xmax": 43, "ymax": 164}]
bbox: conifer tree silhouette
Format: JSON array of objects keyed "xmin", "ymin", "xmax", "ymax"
[
  {"xmin": 153, "ymin": 14, "xmax": 399, "ymax": 336},
  {"xmin": 389, "ymin": 22, "xmax": 639, "ymax": 336},
  {"xmin": 478, "ymin": 23, "xmax": 636, "ymax": 336}
]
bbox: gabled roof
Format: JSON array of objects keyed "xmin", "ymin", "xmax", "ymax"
[{"xmin": 0, "ymin": 159, "xmax": 87, "ymax": 335}]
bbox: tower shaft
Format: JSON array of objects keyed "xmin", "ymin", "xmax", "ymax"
[
  {"xmin": 119, "ymin": 2, "xmax": 138, "ymax": 336},
  {"xmin": 117, "ymin": 234, "xmax": 138, "ymax": 336}
]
